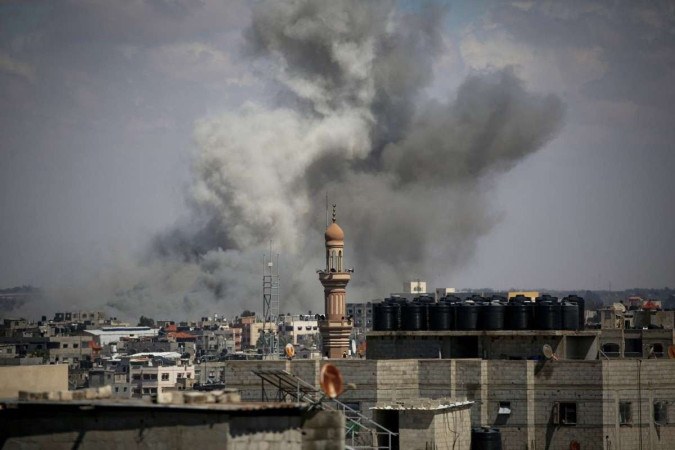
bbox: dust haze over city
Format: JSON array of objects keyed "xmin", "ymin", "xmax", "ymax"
[{"xmin": 1, "ymin": 1, "xmax": 674, "ymax": 322}]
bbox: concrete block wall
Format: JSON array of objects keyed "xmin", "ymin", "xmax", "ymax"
[
  {"xmin": 222, "ymin": 360, "xmax": 288, "ymax": 401},
  {"xmin": 396, "ymin": 407, "xmax": 472, "ymax": 450},
  {"xmin": 218, "ymin": 358, "xmax": 675, "ymax": 450},
  {"xmin": 602, "ymin": 360, "xmax": 675, "ymax": 450},
  {"xmin": 417, "ymin": 360, "xmax": 453, "ymax": 399},
  {"xmin": 398, "ymin": 410, "xmax": 436, "ymax": 449},
  {"xmin": 433, "ymin": 407, "xmax": 472, "ymax": 450},
  {"xmin": 326, "ymin": 359, "xmax": 379, "ymax": 410},
  {"xmin": 376, "ymin": 360, "xmax": 420, "ymax": 402},
  {"xmin": 453, "ymin": 359, "xmax": 484, "ymax": 426},
  {"xmin": 533, "ymin": 361, "xmax": 604, "ymax": 450},
  {"xmin": 485, "ymin": 360, "xmax": 532, "ymax": 449},
  {"xmin": 479, "ymin": 336, "xmax": 564, "ymax": 360}
]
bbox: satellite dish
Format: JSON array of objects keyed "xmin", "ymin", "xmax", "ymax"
[
  {"xmin": 284, "ymin": 343, "xmax": 295, "ymax": 359},
  {"xmin": 542, "ymin": 344, "xmax": 558, "ymax": 361},
  {"xmin": 320, "ymin": 363, "xmax": 344, "ymax": 399},
  {"xmin": 668, "ymin": 345, "xmax": 675, "ymax": 359},
  {"xmin": 350, "ymin": 339, "xmax": 357, "ymax": 355}
]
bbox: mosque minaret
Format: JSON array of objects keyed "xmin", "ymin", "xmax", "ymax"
[{"xmin": 317, "ymin": 205, "xmax": 353, "ymax": 358}]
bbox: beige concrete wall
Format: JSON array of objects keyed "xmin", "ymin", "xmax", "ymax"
[
  {"xmin": 213, "ymin": 358, "xmax": 675, "ymax": 450},
  {"xmin": 532, "ymin": 360, "xmax": 604, "ymax": 450},
  {"xmin": 602, "ymin": 359, "xmax": 675, "ymax": 450},
  {"xmin": 0, "ymin": 364, "xmax": 68, "ymax": 398}
]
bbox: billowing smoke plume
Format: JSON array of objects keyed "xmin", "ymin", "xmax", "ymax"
[{"xmin": 99, "ymin": 0, "xmax": 564, "ymax": 319}]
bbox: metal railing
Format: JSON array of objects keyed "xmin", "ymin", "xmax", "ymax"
[{"xmin": 252, "ymin": 368, "xmax": 396, "ymax": 449}]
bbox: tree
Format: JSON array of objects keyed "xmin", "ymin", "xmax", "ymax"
[{"xmin": 138, "ymin": 316, "xmax": 155, "ymax": 327}]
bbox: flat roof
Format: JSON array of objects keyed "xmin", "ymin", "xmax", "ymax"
[
  {"xmin": 1, "ymin": 398, "xmax": 308, "ymax": 413},
  {"xmin": 371, "ymin": 400, "xmax": 474, "ymax": 411}
]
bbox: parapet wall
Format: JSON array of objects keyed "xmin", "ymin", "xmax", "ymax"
[{"xmin": 0, "ymin": 364, "xmax": 68, "ymax": 398}]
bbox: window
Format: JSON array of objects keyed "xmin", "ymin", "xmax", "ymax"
[
  {"xmin": 161, "ymin": 373, "xmax": 170, "ymax": 381},
  {"xmin": 654, "ymin": 401, "xmax": 668, "ymax": 425},
  {"xmin": 123, "ymin": 387, "xmax": 128, "ymax": 392},
  {"xmin": 73, "ymin": 343, "xmax": 79, "ymax": 349},
  {"xmin": 62, "ymin": 344, "xmax": 69, "ymax": 349},
  {"xmin": 619, "ymin": 402, "xmax": 632, "ymax": 425},
  {"xmin": 143, "ymin": 374, "xmax": 151, "ymax": 380},
  {"xmin": 554, "ymin": 402, "xmax": 577, "ymax": 426},
  {"xmin": 498, "ymin": 401, "xmax": 511, "ymax": 415},
  {"xmin": 132, "ymin": 374, "xmax": 141, "ymax": 380},
  {"xmin": 115, "ymin": 387, "xmax": 119, "ymax": 392}
]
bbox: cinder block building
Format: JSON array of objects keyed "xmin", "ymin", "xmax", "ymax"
[{"xmin": 214, "ymin": 357, "xmax": 675, "ymax": 450}]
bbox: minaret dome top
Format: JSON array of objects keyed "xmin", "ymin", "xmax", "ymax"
[{"xmin": 324, "ymin": 204, "xmax": 344, "ymax": 242}]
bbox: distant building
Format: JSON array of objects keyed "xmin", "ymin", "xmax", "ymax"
[
  {"xmin": 85, "ymin": 327, "xmax": 159, "ymax": 346},
  {"xmin": 53, "ymin": 311, "xmax": 106, "ymax": 325},
  {"xmin": 233, "ymin": 319, "xmax": 276, "ymax": 350},
  {"xmin": 47, "ymin": 335, "xmax": 93, "ymax": 366},
  {"xmin": 508, "ymin": 291, "xmax": 540, "ymax": 300},
  {"xmin": 403, "ymin": 280, "xmax": 427, "ymax": 294},
  {"xmin": 90, "ymin": 352, "xmax": 195, "ymax": 398},
  {"xmin": 346, "ymin": 302, "xmax": 373, "ymax": 334},
  {"xmin": 435, "ymin": 287, "xmax": 456, "ymax": 300},
  {"xmin": 279, "ymin": 315, "xmax": 319, "ymax": 346}
]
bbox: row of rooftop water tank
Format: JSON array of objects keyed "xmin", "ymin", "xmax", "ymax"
[{"xmin": 372, "ymin": 294, "xmax": 585, "ymax": 332}]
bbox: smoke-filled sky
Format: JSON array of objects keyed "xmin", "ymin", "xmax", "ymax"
[{"xmin": 1, "ymin": 1, "xmax": 674, "ymax": 320}]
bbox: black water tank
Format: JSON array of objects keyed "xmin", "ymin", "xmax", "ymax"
[
  {"xmin": 535, "ymin": 301, "xmax": 562, "ymax": 330},
  {"xmin": 561, "ymin": 302, "xmax": 580, "ymax": 330},
  {"xmin": 506, "ymin": 302, "xmax": 532, "ymax": 330},
  {"xmin": 373, "ymin": 303, "xmax": 383, "ymax": 331},
  {"xmin": 456, "ymin": 302, "xmax": 479, "ymax": 330},
  {"xmin": 430, "ymin": 303, "xmax": 451, "ymax": 330},
  {"xmin": 564, "ymin": 295, "xmax": 585, "ymax": 329},
  {"xmin": 442, "ymin": 295, "xmax": 462, "ymax": 304},
  {"xmin": 415, "ymin": 295, "xmax": 435, "ymax": 304},
  {"xmin": 471, "ymin": 427, "xmax": 502, "ymax": 450},
  {"xmin": 385, "ymin": 297, "xmax": 407, "ymax": 329},
  {"xmin": 480, "ymin": 302, "xmax": 505, "ymax": 330},
  {"xmin": 402, "ymin": 302, "xmax": 425, "ymax": 331},
  {"xmin": 373, "ymin": 303, "xmax": 397, "ymax": 331}
]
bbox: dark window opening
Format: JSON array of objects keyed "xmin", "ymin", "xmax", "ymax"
[
  {"xmin": 619, "ymin": 402, "xmax": 632, "ymax": 425},
  {"xmin": 654, "ymin": 401, "xmax": 668, "ymax": 425},
  {"xmin": 554, "ymin": 402, "xmax": 577, "ymax": 426}
]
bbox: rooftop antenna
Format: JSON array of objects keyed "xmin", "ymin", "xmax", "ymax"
[{"xmin": 262, "ymin": 240, "xmax": 280, "ymax": 358}]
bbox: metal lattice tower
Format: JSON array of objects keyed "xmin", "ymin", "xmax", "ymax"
[{"xmin": 262, "ymin": 245, "xmax": 280, "ymax": 357}]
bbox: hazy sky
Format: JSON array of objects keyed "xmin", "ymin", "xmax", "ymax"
[{"xmin": 1, "ymin": 1, "xmax": 674, "ymax": 319}]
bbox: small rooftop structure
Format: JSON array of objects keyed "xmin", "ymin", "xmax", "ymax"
[{"xmin": 371, "ymin": 398, "xmax": 474, "ymax": 450}]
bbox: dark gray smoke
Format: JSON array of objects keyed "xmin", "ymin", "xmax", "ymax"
[{"xmin": 111, "ymin": 0, "xmax": 564, "ymax": 318}]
